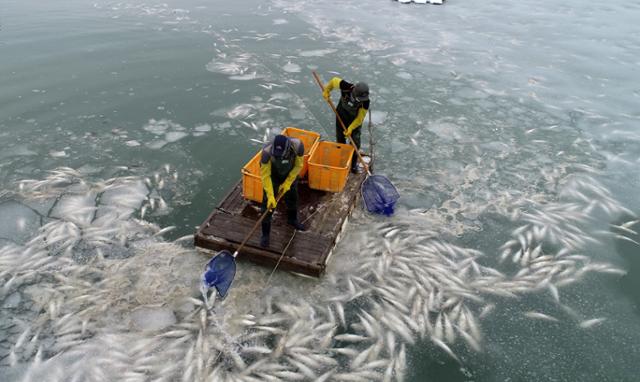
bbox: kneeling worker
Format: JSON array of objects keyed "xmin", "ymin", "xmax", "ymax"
[{"xmin": 259, "ymin": 134, "xmax": 307, "ymax": 247}]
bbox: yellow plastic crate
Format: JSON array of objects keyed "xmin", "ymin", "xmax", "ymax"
[
  {"xmin": 241, "ymin": 151, "xmax": 263, "ymax": 203},
  {"xmin": 282, "ymin": 126, "xmax": 320, "ymax": 178},
  {"xmin": 307, "ymin": 141, "xmax": 355, "ymax": 193}
]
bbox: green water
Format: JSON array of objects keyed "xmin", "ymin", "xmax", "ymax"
[{"xmin": 1, "ymin": 0, "xmax": 639, "ymax": 381}]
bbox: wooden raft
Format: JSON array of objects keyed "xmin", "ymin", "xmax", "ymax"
[{"xmin": 194, "ymin": 171, "xmax": 367, "ymax": 277}]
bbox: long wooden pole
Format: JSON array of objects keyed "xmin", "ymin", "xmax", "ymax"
[
  {"xmin": 312, "ymin": 71, "xmax": 371, "ymax": 176},
  {"xmin": 232, "ymin": 193, "xmax": 283, "ymax": 258}
]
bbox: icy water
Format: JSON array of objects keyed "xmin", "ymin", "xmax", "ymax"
[{"xmin": 1, "ymin": 0, "xmax": 640, "ymax": 381}]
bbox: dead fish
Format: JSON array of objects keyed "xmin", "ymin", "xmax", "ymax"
[
  {"xmin": 579, "ymin": 317, "xmax": 606, "ymax": 329},
  {"xmin": 351, "ymin": 344, "xmax": 373, "ymax": 369},
  {"xmin": 154, "ymin": 226, "xmax": 176, "ymax": 237},
  {"xmin": 315, "ymin": 369, "xmax": 336, "ymax": 382},
  {"xmin": 614, "ymin": 234, "xmax": 640, "ymax": 246},
  {"xmin": 272, "ymin": 371, "xmax": 306, "ymax": 380},
  {"xmin": 174, "ymin": 234, "xmax": 194, "ymax": 243},
  {"xmin": 334, "ymin": 302, "xmax": 346, "ymax": 327},
  {"xmin": 431, "ymin": 336, "xmax": 460, "ymax": 363},
  {"xmin": 524, "ymin": 311, "xmax": 558, "ymax": 322},
  {"xmin": 287, "ymin": 358, "xmax": 316, "ymax": 379},
  {"xmin": 610, "ymin": 224, "xmax": 637, "ymax": 236},
  {"xmin": 548, "ymin": 283, "xmax": 560, "ymax": 303},
  {"xmin": 479, "ymin": 303, "xmax": 495, "ymax": 319},
  {"xmin": 621, "ymin": 219, "xmax": 639, "ymax": 228},
  {"xmin": 334, "ymin": 333, "xmax": 369, "ymax": 343},
  {"xmin": 457, "ymin": 325, "xmax": 481, "ymax": 352}
]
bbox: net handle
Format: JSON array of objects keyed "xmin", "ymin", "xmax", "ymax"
[
  {"xmin": 233, "ymin": 192, "xmax": 284, "ymax": 258},
  {"xmin": 312, "ymin": 71, "xmax": 372, "ymax": 176},
  {"xmin": 367, "ymin": 106, "xmax": 374, "ymax": 166}
]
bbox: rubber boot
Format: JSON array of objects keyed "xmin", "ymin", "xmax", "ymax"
[
  {"xmin": 260, "ymin": 219, "xmax": 271, "ymax": 247},
  {"xmin": 287, "ymin": 210, "xmax": 306, "ymax": 231}
]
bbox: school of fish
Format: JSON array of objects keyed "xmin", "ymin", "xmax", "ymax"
[{"xmin": 0, "ymin": 160, "xmax": 633, "ymax": 381}]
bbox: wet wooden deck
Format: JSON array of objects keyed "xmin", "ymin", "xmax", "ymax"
[{"xmin": 194, "ymin": 170, "xmax": 367, "ymax": 277}]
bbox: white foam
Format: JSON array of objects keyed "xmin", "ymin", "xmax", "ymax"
[{"xmin": 130, "ymin": 307, "xmax": 177, "ymax": 331}]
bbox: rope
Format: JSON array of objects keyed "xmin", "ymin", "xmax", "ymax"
[
  {"xmin": 367, "ymin": 107, "xmax": 375, "ymax": 165},
  {"xmin": 302, "ymin": 207, "xmax": 321, "ymax": 224},
  {"xmin": 265, "ymin": 230, "xmax": 297, "ymax": 287}
]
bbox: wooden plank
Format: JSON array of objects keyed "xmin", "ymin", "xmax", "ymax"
[
  {"xmin": 218, "ymin": 181, "xmax": 244, "ymax": 213},
  {"xmin": 195, "ymin": 235, "xmax": 324, "ymax": 276},
  {"xmin": 201, "ymin": 213, "xmax": 328, "ymax": 262}
]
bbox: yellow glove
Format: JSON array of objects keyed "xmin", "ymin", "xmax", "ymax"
[
  {"xmin": 278, "ymin": 182, "xmax": 291, "ymax": 196},
  {"xmin": 344, "ymin": 128, "xmax": 352, "ymax": 137},
  {"xmin": 266, "ymin": 194, "xmax": 277, "ymax": 210},
  {"xmin": 323, "ymin": 78, "xmax": 340, "ymax": 101}
]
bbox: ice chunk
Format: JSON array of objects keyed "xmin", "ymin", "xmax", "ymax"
[
  {"xmin": 299, "ymin": 49, "xmax": 337, "ymax": 57},
  {"xmin": 50, "ymin": 193, "xmax": 96, "ymax": 226},
  {"xmin": 369, "ymin": 110, "xmax": 388, "ymax": 125},
  {"xmin": 229, "ymin": 72, "xmax": 260, "ymax": 80},
  {"xmin": 49, "ymin": 150, "xmax": 67, "ymax": 158},
  {"xmin": 427, "ymin": 121, "xmax": 463, "ymax": 141},
  {"xmin": 143, "ymin": 119, "xmax": 185, "ymax": 135},
  {"xmin": 97, "ymin": 180, "xmax": 148, "ymax": 220},
  {"xmin": 194, "ymin": 124, "xmax": 212, "ymax": 132},
  {"xmin": 396, "ymin": 72, "xmax": 413, "ymax": 80},
  {"xmin": 226, "ymin": 104, "xmax": 255, "ymax": 119},
  {"xmin": 165, "ymin": 131, "xmax": 188, "ymax": 143},
  {"xmin": 283, "ymin": 61, "xmax": 301, "ymax": 73},
  {"xmin": 0, "ymin": 201, "xmax": 41, "ymax": 243},
  {"xmin": 3, "ymin": 292, "xmax": 22, "ymax": 308},
  {"xmin": 146, "ymin": 140, "xmax": 167, "ymax": 149},
  {"xmin": 289, "ymin": 108, "xmax": 307, "ymax": 120},
  {"xmin": 0, "ymin": 145, "xmax": 38, "ymax": 159}
]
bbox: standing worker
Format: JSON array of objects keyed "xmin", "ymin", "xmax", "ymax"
[
  {"xmin": 322, "ymin": 76, "xmax": 370, "ymax": 174},
  {"xmin": 259, "ymin": 134, "xmax": 307, "ymax": 248}
]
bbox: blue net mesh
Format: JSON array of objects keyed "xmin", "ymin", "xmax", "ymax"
[
  {"xmin": 202, "ymin": 250, "xmax": 236, "ymax": 298},
  {"xmin": 361, "ymin": 175, "xmax": 399, "ymax": 216}
]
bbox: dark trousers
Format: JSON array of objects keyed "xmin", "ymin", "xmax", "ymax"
[
  {"xmin": 335, "ymin": 118, "xmax": 361, "ymax": 171},
  {"xmin": 261, "ymin": 178, "xmax": 299, "ymax": 237}
]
